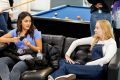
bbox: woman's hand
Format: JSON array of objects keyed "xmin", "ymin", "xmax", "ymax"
[
  {"xmin": 24, "ymin": 39, "xmax": 31, "ymax": 47},
  {"xmin": 12, "ymin": 37, "xmax": 20, "ymax": 42},
  {"xmin": 65, "ymin": 54, "xmax": 75, "ymax": 64},
  {"xmin": 9, "ymin": 9, "xmax": 13, "ymax": 18},
  {"xmin": 85, "ymin": 62, "xmax": 93, "ymax": 65},
  {"xmin": 95, "ymin": 3, "xmax": 103, "ymax": 9},
  {"xmin": 0, "ymin": 8, "xmax": 3, "ymax": 13}
]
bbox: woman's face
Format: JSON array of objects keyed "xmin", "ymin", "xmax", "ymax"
[
  {"xmin": 94, "ymin": 22, "xmax": 103, "ymax": 38},
  {"xmin": 22, "ymin": 16, "xmax": 31, "ymax": 30}
]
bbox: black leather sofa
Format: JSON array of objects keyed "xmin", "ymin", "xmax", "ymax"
[
  {"xmin": 21, "ymin": 34, "xmax": 65, "ymax": 80},
  {"xmin": 21, "ymin": 35, "xmax": 120, "ymax": 80},
  {"xmin": 0, "ymin": 34, "xmax": 120, "ymax": 80}
]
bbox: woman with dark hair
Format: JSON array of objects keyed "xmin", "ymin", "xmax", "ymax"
[{"xmin": 0, "ymin": 11, "xmax": 42, "ymax": 80}]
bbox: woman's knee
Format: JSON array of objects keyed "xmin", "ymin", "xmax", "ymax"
[
  {"xmin": 0, "ymin": 57, "xmax": 14, "ymax": 64},
  {"xmin": 11, "ymin": 61, "xmax": 28, "ymax": 72},
  {"xmin": 0, "ymin": 62, "xmax": 7, "ymax": 68}
]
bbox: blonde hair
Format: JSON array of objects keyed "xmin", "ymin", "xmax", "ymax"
[{"xmin": 91, "ymin": 20, "xmax": 114, "ymax": 49}]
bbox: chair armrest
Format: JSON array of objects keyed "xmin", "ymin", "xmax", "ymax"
[
  {"xmin": 107, "ymin": 48, "xmax": 120, "ymax": 80},
  {"xmin": 21, "ymin": 67, "xmax": 53, "ymax": 80},
  {"xmin": 0, "ymin": 43, "xmax": 7, "ymax": 51}
]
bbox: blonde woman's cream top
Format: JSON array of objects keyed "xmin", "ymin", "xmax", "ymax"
[{"xmin": 66, "ymin": 37, "xmax": 117, "ymax": 66}]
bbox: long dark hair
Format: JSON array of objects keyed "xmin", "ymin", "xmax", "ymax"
[{"xmin": 17, "ymin": 11, "xmax": 36, "ymax": 38}]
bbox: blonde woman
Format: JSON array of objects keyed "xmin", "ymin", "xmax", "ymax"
[{"xmin": 48, "ymin": 20, "xmax": 117, "ymax": 80}]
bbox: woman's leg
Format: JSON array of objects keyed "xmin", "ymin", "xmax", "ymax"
[
  {"xmin": 65, "ymin": 64, "xmax": 103, "ymax": 78},
  {"xmin": 0, "ymin": 12, "xmax": 9, "ymax": 33},
  {"xmin": 0, "ymin": 57, "xmax": 15, "ymax": 65},
  {"xmin": 50, "ymin": 64, "xmax": 66, "ymax": 79},
  {"xmin": 90, "ymin": 12, "xmax": 97, "ymax": 35},
  {"xmin": 0, "ymin": 63, "xmax": 10, "ymax": 80},
  {"xmin": 50, "ymin": 63, "xmax": 103, "ymax": 79},
  {"xmin": 48, "ymin": 59, "xmax": 67, "ymax": 80},
  {"xmin": 3, "ymin": 12, "xmax": 9, "ymax": 23},
  {"xmin": 0, "ymin": 57, "xmax": 15, "ymax": 80},
  {"xmin": 10, "ymin": 61, "xmax": 28, "ymax": 80}
]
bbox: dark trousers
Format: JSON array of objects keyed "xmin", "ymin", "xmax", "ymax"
[
  {"xmin": 51, "ymin": 59, "xmax": 103, "ymax": 80},
  {"xmin": 90, "ymin": 11, "xmax": 111, "ymax": 35},
  {"xmin": 0, "ymin": 12, "xmax": 9, "ymax": 33},
  {"xmin": 0, "ymin": 57, "xmax": 15, "ymax": 80},
  {"xmin": 113, "ymin": 28, "xmax": 120, "ymax": 48},
  {"xmin": 0, "ymin": 57, "xmax": 28, "ymax": 80}
]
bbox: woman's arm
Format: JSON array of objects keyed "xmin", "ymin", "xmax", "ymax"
[
  {"xmin": 0, "ymin": 33, "xmax": 19, "ymax": 43},
  {"xmin": 65, "ymin": 37, "xmax": 92, "ymax": 57},
  {"xmin": 0, "ymin": 0, "xmax": 11, "ymax": 12},
  {"xmin": 65, "ymin": 37, "xmax": 93, "ymax": 64},
  {"xmin": 24, "ymin": 30, "xmax": 42, "ymax": 52},
  {"xmin": 24, "ymin": 38, "xmax": 42, "ymax": 52}
]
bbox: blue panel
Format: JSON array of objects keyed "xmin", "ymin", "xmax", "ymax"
[{"xmin": 33, "ymin": 5, "xmax": 91, "ymax": 21}]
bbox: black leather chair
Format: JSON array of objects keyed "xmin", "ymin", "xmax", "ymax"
[
  {"xmin": 107, "ymin": 48, "xmax": 120, "ymax": 80},
  {"xmin": 63, "ymin": 37, "xmax": 120, "ymax": 80},
  {"xmin": 21, "ymin": 34, "xmax": 65, "ymax": 80}
]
